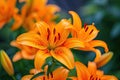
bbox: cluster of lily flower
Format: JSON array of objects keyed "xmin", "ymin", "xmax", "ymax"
[{"xmin": 0, "ymin": 0, "xmax": 118, "ymax": 80}]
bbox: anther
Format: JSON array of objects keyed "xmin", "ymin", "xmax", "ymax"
[
  {"xmin": 85, "ymin": 27, "xmax": 88, "ymax": 32},
  {"xmin": 89, "ymin": 29, "xmax": 94, "ymax": 35},
  {"xmin": 54, "ymin": 36, "xmax": 57, "ymax": 42},
  {"xmin": 43, "ymin": 76, "xmax": 45, "ymax": 80},
  {"xmin": 84, "ymin": 23, "xmax": 87, "ymax": 28},
  {"xmin": 58, "ymin": 33, "xmax": 60, "ymax": 40},
  {"xmin": 53, "ymin": 28, "xmax": 56, "ymax": 34},
  {"xmin": 50, "ymin": 72, "xmax": 53, "ymax": 78}
]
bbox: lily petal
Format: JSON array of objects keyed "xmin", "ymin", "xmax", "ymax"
[
  {"xmin": 51, "ymin": 47, "xmax": 75, "ymax": 69},
  {"xmin": 63, "ymin": 38, "xmax": 84, "ymax": 48},
  {"xmin": 34, "ymin": 50, "xmax": 51, "ymax": 70},
  {"xmin": 75, "ymin": 62, "xmax": 90, "ymax": 80},
  {"xmin": 89, "ymin": 40, "xmax": 109, "ymax": 52},
  {"xmin": 12, "ymin": 51, "xmax": 22, "ymax": 62},
  {"xmin": 21, "ymin": 75, "xmax": 33, "ymax": 80},
  {"xmin": 88, "ymin": 62, "xmax": 97, "ymax": 74},
  {"xmin": 96, "ymin": 52, "xmax": 113, "ymax": 68},
  {"xmin": 69, "ymin": 11, "xmax": 82, "ymax": 30},
  {"xmin": 101, "ymin": 75, "xmax": 118, "ymax": 80},
  {"xmin": 17, "ymin": 32, "xmax": 47, "ymax": 49},
  {"xmin": 53, "ymin": 67, "xmax": 69, "ymax": 80}
]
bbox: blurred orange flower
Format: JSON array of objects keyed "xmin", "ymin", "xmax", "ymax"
[
  {"xmin": 69, "ymin": 11, "xmax": 109, "ymax": 62},
  {"xmin": 21, "ymin": 66, "xmax": 69, "ymax": 80},
  {"xmin": 11, "ymin": 40, "xmax": 38, "ymax": 62},
  {"xmin": 16, "ymin": 20, "xmax": 84, "ymax": 69},
  {"xmin": 0, "ymin": 0, "xmax": 17, "ymax": 29},
  {"xmin": 70, "ymin": 61, "xmax": 118, "ymax": 80},
  {"xmin": 11, "ymin": 0, "xmax": 60, "ymax": 31}
]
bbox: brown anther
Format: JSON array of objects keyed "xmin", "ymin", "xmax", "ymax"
[
  {"xmin": 47, "ymin": 28, "xmax": 50, "ymax": 40},
  {"xmin": 37, "ymin": 31, "xmax": 40, "ymax": 35},
  {"xmin": 58, "ymin": 33, "xmax": 60, "ymax": 40},
  {"xmin": 84, "ymin": 23, "xmax": 87, "ymax": 28},
  {"xmin": 43, "ymin": 76, "xmax": 45, "ymax": 80},
  {"xmin": 47, "ymin": 28, "xmax": 50, "ymax": 34},
  {"xmin": 53, "ymin": 28, "xmax": 56, "ymax": 34},
  {"xmin": 50, "ymin": 72, "xmax": 53, "ymax": 78},
  {"xmin": 89, "ymin": 29, "xmax": 94, "ymax": 35},
  {"xmin": 54, "ymin": 36, "xmax": 57, "ymax": 42},
  {"xmin": 85, "ymin": 27, "xmax": 88, "ymax": 32}
]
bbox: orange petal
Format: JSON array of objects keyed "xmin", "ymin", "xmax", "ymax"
[
  {"xmin": 17, "ymin": 32, "xmax": 47, "ymax": 49},
  {"xmin": 55, "ymin": 19, "xmax": 71, "ymax": 46},
  {"xmin": 69, "ymin": 11, "xmax": 82, "ymax": 30},
  {"xmin": 63, "ymin": 38, "xmax": 84, "ymax": 48},
  {"xmin": 21, "ymin": 75, "xmax": 33, "ymax": 80},
  {"xmin": 88, "ymin": 62, "xmax": 97, "ymax": 74},
  {"xmin": 11, "ymin": 14, "xmax": 22, "ymax": 30},
  {"xmin": 101, "ymin": 75, "xmax": 118, "ymax": 80},
  {"xmin": 35, "ymin": 21, "xmax": 49, "ymax": 42},
  {"xmin": 81, "ymin": 24, "xmax": 99, "ymax": 42},
  {"xmin": 89, "ymin": 40, "xmax": 109, "ymax": 52},
  {"xmin": 12, "ymin": 51, "xmax": 22, "ymax": 62},
  {"xmin": 34, "ymin": 50, "xmax": 51, "ymax": 70},
  {"xmin": 46, "ymin": 4, "xmax": 60, "ymax": 14},
  {"xmin": 52, "ymin": 67, "xmax": 69, "ymax": 80},
  {"xmin": 75, "ymin": 62, "xmax": 90, "ymax": 80},
  {"xmin": 96, "ymin": 52, "xmax": 113, "ymax": 68},
  {"xmin": 51, "ymin": 47, "xmax": 75, "ymax": 69},
  {"xmin": 21, "ymin": 50, "xmax": 35, "ymax": 60},
  {"xmin": 79, "ymin": 46, "xmax": 101, "ymax": 62}
]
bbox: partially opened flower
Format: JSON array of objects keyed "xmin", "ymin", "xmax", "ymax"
[
  {"xmin": 71, "ymin": 61, "xmax": 118, "ymax": 80},
  {"xmin": 10, "ymin": 40, "xmax": 38, "ymax": 62},
  {"xmin": 0, "ymin": 50, "xmax": 14, "ymax": 76},
  {"xmin": 96, "ymin": 51, "xmax": 113, "ymax": 68},
  {"xmin": 0, "ymin": 0, "xmax": 17, "ymax": 29},
  {"xmin": 16, "ymin": 20, "xmax": 84, "ymax": 69},
  {"xmin": 69, "ymin": 11, "xmax": 109, "ymax": 62},
  {"xmin": 11, "ymin": 0, "xmax": 60, "ymax": 31},
  {"xmin": 21, "ymin": 66, "xmax": 69, "ymax": 80}
]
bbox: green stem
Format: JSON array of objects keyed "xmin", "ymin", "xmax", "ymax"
[{"xmin": 11, "ymin": 75, "xmax": 16, "ymax": 80}]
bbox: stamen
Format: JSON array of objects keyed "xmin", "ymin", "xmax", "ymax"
[
  {"xmin": 54, "ymin": 36, "xmax": 57, "ymax": 42},
  {"xmin": 47, "ymin": 28, "xmax": 50, "ymax": 34},
  {"xmin": 53, "ymin": 28, "xmax": 56, "ymax": 34},
  {"xmin": 58, "ymin": 33, "xmax": 60, "ymax": 40},
  {"xmin": 85, "ymin": 27, "xmax": 88, "ymax": 32},
  {"xmin": 43, "ymin": 76, "xmax": 45, "ymax": 80},
  {"xmin": 37, "ymin": 31, "xmax": 40, "ymax": 35},
  {"xmin": 50, "ymin": 72, "xmax": 53, "ymax": 78},
  {"xmin": 84, "ymin": 23, "xmax": 87, "ymax": 28},
  {"xmin": 89, "ymin": 29, "xmax": 94, "ymax": 35},
  {"xmin": 47, "ymin": 28, "xmax": 50, "ymax": 40}
]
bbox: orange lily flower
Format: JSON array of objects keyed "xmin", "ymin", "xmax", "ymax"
[
  {"xmin": 71, "ymin": 61, "xmax": 118, "ymax": 80},
  {"xmin": 10, "ymin": 40, "xmax": 38, "ymax": 62},
  {"xmin": 21, "ymin": 66, "xmax": 69, "ymax": 80},
  {"xmin": 0, "ymin": 0, "xmax": 17, "ymax": 29},
  {"xmin": 11, "ymin": 0, "xmax": 60, "ymax": 31},
  {"xmin": 0, "ymin": 50, "xmax": 14, "ymax": 76},
  {"xmin": 69, "ymin": 11, "xmax": 109, "ymax": 62},
  {"xmin": 16, "ymin": 20, "xmax": 84, "ymax": 69}
]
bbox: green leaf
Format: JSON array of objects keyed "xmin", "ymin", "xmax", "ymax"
[{"xmin": 30, "ymin": 72, "xmax": 44, "ymax": 80}]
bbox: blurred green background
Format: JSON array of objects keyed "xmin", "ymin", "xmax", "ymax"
[{"xmin": 0, "ymin": 0, "xmax": 120, "ymax": 79}]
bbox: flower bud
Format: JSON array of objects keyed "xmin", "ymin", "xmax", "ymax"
[
  {"xmin": 96, "ymin": 51, "xmax": 113, "ymax": 68},
  {"xmin": 0, "ymin": 50, "xmax": 14, "ymax": 76}
]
